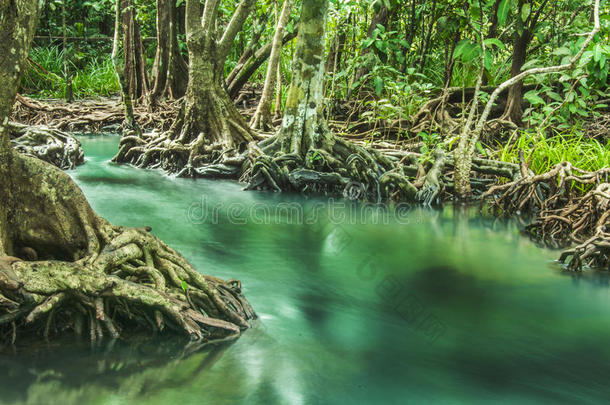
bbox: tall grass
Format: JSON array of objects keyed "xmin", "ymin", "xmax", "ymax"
[
  {"xmin": 497, "ymin": 128, "xmax": 610, "ymax": 174},
  {"xmin": 22, "ymin": 46, "xmax": 119, "ymax": 99}
]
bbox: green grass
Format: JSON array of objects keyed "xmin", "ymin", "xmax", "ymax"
[
  {"xmin": 22, "ymin": 46, "xmax": 119, "ymax": 99},
  {"xmin": 496, "ymin": 128, "xmax": 610, "ymax": 174}
]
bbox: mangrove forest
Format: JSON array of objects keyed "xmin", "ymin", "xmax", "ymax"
[{"xmin": 0, "ymin": 0, "xmax": 609, "ymax": 402}]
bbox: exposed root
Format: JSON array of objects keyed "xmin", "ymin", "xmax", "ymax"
[
  {"xmin": 11, "ymin": 94, "xmax": 179, "ymax": 133},
  {"xmin": 242, "ymin": 120, "xmax": 419, "ymax": 202},
  {"xmin": 0, "ymin": 151, "xmax": 255, "ymax": 345},
  {"xmin": 483, "ymin": 162, "xmax": 610, "ymax": 270},
  {"xmin": 0, "ymin": 225, "xmax": 255, "ymax": 344},
  {"xmin": 113, "ymin": 89, "xmax": 257, "ymax": 178},
  {"xmin": 9, "ymin": 122, "xmax": 84, "ymax": 169}
]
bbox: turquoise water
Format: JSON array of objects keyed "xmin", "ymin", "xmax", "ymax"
[{"xmin": 1, "ymin": 135, "xmax": 610, "ymax": 404}]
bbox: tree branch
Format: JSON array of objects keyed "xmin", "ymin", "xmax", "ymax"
[
  {"xmin": 217, "ymin": 0, "xmax": 257, "ymax": 63},
  {"xmin": 470, "ymin": 0, "xmax": 600, "ymax": 151}
]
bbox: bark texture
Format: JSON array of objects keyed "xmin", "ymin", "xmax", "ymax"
[
  {"xmin": 0, "ymin": 0, "xmax": 255, "ymax": 345},
  {"xmin": 113, "ymin": 0, "xmax": 257, "ymax": 178},
  {"xmin": 243, "ymin": 0, "xmax": 416, "ymax": 202}
]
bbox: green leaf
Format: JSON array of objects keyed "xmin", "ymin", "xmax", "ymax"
[
  {"xmin": 375, "ymin": 41, "xmax": 387, "ymax": 54},
  {"xmin": 453, "ymin": 39, "xmax": 471, "ymax": 60},
  {"xmin": 568, "ymin": 103, "xmax": 577, "ymax": 114},
  {"xmin": 362, "ymin": 38, "xmax": 374, "ymax": 49},
  {"xmin": 181, "ymin": 280, "xmax": 188, "ymax": 292},
  {"xmin": 521, "ymin": 3, "xmax": 531, "ymax": 22},
  {"xmin": 545, "ymin": 91, "xmax": 562, "ymax": 102},
  {"xmin": 484, "ymin": 38, "xmax": 506, "ymax": 50},
  {"xmin": 520, "ymin": 58, "xmax": 540, "ymax": 71},
  {"xmin": 374, "ymin": 76, "xmax": 384, "ymax": 96},
  {"xmin": 524, "ymin": 90, "xmax": 545, "ymax": 106},
  {"xmin": 484, "ymin": 50, "xmax": 493, "ymax": 71},
  {"xmin": 594, "ymin": 43, "xmax": 602, "ymax": 62},
  {"xmin": 497, "ymin": 0, "xmax": 510, "ymax": 26},
  {"xmin": 552, "ymin": 47, "xmax": 571, "ymax": 56},
  {"xmin": 461, "ymin": 44, "xmax": 480, "ymax": 63}
]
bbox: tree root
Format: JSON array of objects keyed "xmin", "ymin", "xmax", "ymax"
[
  {"xmin": 112, "ymin": 89, "xmax": 257, "ymax": 178},
  {"xmin": 241, "ymin": 127, "xmax": 419, "ymax": 202},
  {"xmin": 0, "ymin": 151, "xmax": 255, "ymax": 345},
  {"xmin": 0, "ymin": 225, "xmax": 255, "ymax": 344},
  {"xmin": 483, "ymin": 162, "xmax": 610, "ymax": 270},
  {"xmin": 9, "ymin": 122, "xmax": 84, "ymax": 169},
  {"xmin": 12, "ymin": 95, "xmax": 179, "ymax": 133}
]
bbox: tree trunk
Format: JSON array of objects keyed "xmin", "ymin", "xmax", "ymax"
[
  {"xmin": 151, "ymin": 0, "xmax": 171, "ymax": 102},
  {"xmin": 225, "ymin": 13, "xmax": 269, "ymax": 87},
  {"xmin": 113, "ymin": 0, "xmax": 258, "ymax": 177},
  {"xmin": 502, "ymin": 29, "xmax": 531, "ymax": 125},
  {"xmin": 244, "ymin": 0, "xmax": 414, "ymax": 201},
  {"xmin": 250, "ymin": 0, "xmax": 294, "ymax": 130},
  {"xmin": 0, "ymin": 0, "xmax": 255, "ymax": 345},
  {"xmin": 62, "ymin": 0, "xmax": 73, "ymax": 102},
  {"xmin": 355, "ymin": 4, "xmax": 391, "ymax": 82},
  {"xmin": 165, "ymin": 0, "xmax": 189, "ymax": 98},
  {"xmin": 275, "ymin": 0, "xmax": 331, "ymax": 155},
  {"xmin": 121, "ymin": 0, "xmax": 149, "ymax": 101},
  {"xmin": 227, "ymin": 28, "xmax": 297, "ymax": 99},
  {"xmin": 151, "ymin": 0, "xmax": 188, "ymax": 101},
  {"xmin": 418, "ymin": 0, "xmax": 438, "ymax": 73},
  {"xmin": 112, "ymin": 0, "xmax": 141, "ymax": 135},
  {"xmin": 0, "ymin": 0, "xmax": 42, "ymax": 256}
]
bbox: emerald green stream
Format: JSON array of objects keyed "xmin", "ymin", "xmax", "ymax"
[{"xmin": 1, "ymin": 135, "xmax": 609, "ymax": 404}]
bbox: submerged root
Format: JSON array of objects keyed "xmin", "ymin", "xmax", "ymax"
[{"xmin": 483, "ymin": 162, "xmax": 610, "ymax": 270}]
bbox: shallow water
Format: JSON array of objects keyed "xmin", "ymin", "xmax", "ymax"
[{"xmin": 2, "ymin": 135, "xmax": 610, "ymax": 404}]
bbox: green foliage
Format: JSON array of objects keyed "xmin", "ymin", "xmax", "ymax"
[
  {"xmin": 22, "ymin": 46, "xmax": 119, "ymax": 99},
  {"xmin": 498, "ymin": 129, "xmax": 610, "ymax": 178}
]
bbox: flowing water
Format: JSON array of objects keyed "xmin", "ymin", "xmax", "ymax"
[{"xmin": 2, "ymin": 135, "xmax": 610, "ymax": 404}]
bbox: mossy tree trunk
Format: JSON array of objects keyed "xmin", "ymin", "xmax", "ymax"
[
  {"xmin": 114, "ymin": 0, "xmax": 258, "ymax": 178},
  {"xmin": 244, "ymin": 0, "xmax": 415, "ymax": 202},
  {"xmin": 250, "ymin": 0, "xmax": 294, "ymax": 130},
  {"xmin": 0, "ymin": 0, "xmax": 255, "ymax": 345},
  {"xmin": 274, "ymin": 0, "xmax": 331, "ymax": 155},
  {"xmin": 150, "ymin": 0, "xmax": 188, "ymax": 102}
]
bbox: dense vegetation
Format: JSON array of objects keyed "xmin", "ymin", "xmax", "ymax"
[
  {"xmin": 1, "ymin": 0, "xmax": 609, "ymax": 346},
  {"xmin": 21, "ymin": 0, "xmax": 610, "ymax": 170}
]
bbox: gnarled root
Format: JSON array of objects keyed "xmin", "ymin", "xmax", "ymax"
[
  {"xmin": 0, "ymin": 226, "xmax": 254, "ymax": 344},
  {"xmin": 527, "ymin": 183, "xmax": 610, "ymax": 271},
  {"xmin": 0, "ymin": 151, "xmax": 255, "ymax": 345},
  {"xmin": 483, "ymin": 162, "xmax": 610, "ymax": 270},
  {"xmin": 9, "ymin": 122, "xmax": 84, "ymax": 170},
  {"xmin": 242, "ymin": 128, "xmax": 418, "ymax": 202},
  {"xmin": 112, "ymin": 88, "xmax": 256, "ymax": 179},
  {"xmin": 482, "ymin": 162, "xmax": 610, "ymax": 215},
  {"xmin": 557, "ymin": 214, "xmax": 610, "ymax": 271}
]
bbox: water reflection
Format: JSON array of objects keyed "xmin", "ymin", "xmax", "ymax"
[{"xmin": 3, "ymin": 135, "xmax": 610, "ymax": 404}]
